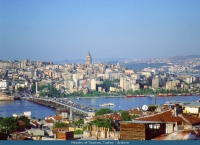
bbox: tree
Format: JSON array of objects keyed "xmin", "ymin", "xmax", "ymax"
[
  {"xmin": 53, "ymin": 121, "xmax": 68, "ymax": 128},
  {"xmin": 0, "ymin": 117, "xmax": 18, "ymax": 134},
  {"xmin": 74, "ymin": 119, "xmax": 84, "ymax": 127},
  {"xmin": 103, "ymin": 79, "xmax": 114, "ymax": 92},
  {"xmin": 17, "ymin": 115, "xmax": 31, "ymax": 129},
  {"xmin": 17, "ymin": 87, "xmax": 25, "ymax": 92},
  {"xmin": 95, "ymin": 108, "xmax": 113, "ymax": 116},
  {"xmin": 120, "ymin": 111, "xmax": 132, "ymax": 121},
  {"xmin": 126, "ymin": 89, "xmax": 134, "ymax": 95},
  {"xmin": 147, "ymin": 105, "xmax": 157, "ymax": 112},
  {"xmin": 31, "ymin": 84, "xmax": 36, "ymax": 93},
  {"xmin": 74, "ymin": 130, "xmax": 83, "ymax": 134},
  {"xmin": 92, "ymin": 118, "xmax": 114, "ymax": 131}
]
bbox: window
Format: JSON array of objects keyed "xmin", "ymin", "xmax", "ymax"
[{"xmin": 149, "ymin": 124, "xmax": 160, "ymax": 130}]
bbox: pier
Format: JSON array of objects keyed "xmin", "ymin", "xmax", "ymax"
[{"xmin": 22, "ymin": 97, "xmax": 96, "ymax": 117}]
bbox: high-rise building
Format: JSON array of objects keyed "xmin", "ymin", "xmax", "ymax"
[
  {"xmin": 85, "ymin": 51, "xmax": 92, "ymax": 65},
  {"xmin": 152, "ymin": 76, "xmax": 160, "ymax": 89}
]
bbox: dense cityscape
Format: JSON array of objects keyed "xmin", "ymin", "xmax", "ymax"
[
  {"xmin": 1, "ymin": 0, "xmax": 200, "ymax": 142},
  {"xmin": 1, "ymin": 53, "xmax": 200, "ymax": 98},
  {"xmin": 1, "ymin": 53, "xmax": 200, "ymax": 141}
]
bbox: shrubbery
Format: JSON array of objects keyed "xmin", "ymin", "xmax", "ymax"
[{"xmin": 74, "ymin": 129, "xmax": 83, "ymax": 134}]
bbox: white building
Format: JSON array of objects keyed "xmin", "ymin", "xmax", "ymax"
[
  {"xmin": 0, "ymin": 79, "xmax": 9, "ymax": 89},
  {"xmin": 90, "ymin": 79, "xmax": 96, "ymax": 90}
]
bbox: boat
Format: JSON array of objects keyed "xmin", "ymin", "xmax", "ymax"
[
  {"xmin": 0, "ymin": 92, "xmax": 14, "ymax": 101},
  {"xmin": 181, "ymin": 93, "xmax": 192, "ymax": 96},
  {"xmin": 126, "ymin": 95, "xmax": 137, "ymax": 98},
  {"xmin": 138, "ymin": 95, "xmax": 145, "ymax": 97},
  {"xmin": 149, "ymin": 95, "xmax": 155, "ymax": 97},
  {"xmin": 167, "ymin": 94, "xmax": 176, "ymax": 96},
  {"xmin": 99, "ymin": 103, "xmax": 115, "ymax": 107},
  {"xmin": 158, "ymin": 93, "xmax": 166, "ymax": 97}
]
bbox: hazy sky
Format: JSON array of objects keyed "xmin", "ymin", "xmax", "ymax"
[{"xmin": 1, "ymin": 0, "xmax": 200, "ymax": 61}]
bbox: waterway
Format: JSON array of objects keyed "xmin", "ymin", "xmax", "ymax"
[
  {"xmin": 121, "ymin": 62, "xmax": 169, "ymax": 70},
  {"xmin": 0, "ymin": 96, "xmax": 200, "ymax": 119}
]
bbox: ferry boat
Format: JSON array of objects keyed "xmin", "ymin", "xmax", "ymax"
[{"xmin": 99, "ymin": 103, "xmax": 115, "ymax": 107}]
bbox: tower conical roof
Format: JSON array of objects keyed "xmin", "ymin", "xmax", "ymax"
[{"xmin": 87, "ymin": 51, "xmax": 91, "ymax": 57}]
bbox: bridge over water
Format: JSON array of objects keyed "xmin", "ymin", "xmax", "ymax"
[{"xmin": 22, "ymin": 97, "xmax": 96, "ymax": 117}]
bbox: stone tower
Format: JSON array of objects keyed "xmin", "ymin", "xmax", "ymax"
[{"xmin": 85, "ymin": 51, "xmax": 92, "ymax": 65}]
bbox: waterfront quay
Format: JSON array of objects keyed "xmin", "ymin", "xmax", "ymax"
[{"xmin": 22, "ymin": 97, "xmax": 96, "ymax": 117}]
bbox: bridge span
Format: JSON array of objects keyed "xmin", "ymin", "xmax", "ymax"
[{"xmin": 22, "ymin": 97, "xmax": 96, "ymax": 117}]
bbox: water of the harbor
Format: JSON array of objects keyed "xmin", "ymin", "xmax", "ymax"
[
  {"xmin": 0, "ymin": 100, "xmax": 56, "ymax": 119},
  {"xmin": 1, "ymin": 96, "xmax": 200, "ymax": 119}
]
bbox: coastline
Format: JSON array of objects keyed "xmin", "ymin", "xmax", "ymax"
[{"xmin": 64, "ymin": 96, "xmax": 126, "ymax": 99}]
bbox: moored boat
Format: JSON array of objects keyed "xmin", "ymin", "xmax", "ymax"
[
  {"xmin": 149, "ymin": 95, "xmax": 156, "ymax": 97},
  {"xmin": 126, "ymin": 95, "xmax": 137, "ymax": 98},
  {"xmin": 99, "ymin": 103, "xmax": 115, "ymax": 106},
  {"xmin": 138, "ymin": 95, "xmax": 146, "ymax": 97},
  {"xmin": 167, "ymin": 93, "xmax": 176, "ymax": 96},
  {"xmin": 181, "ymin": 93, "xmax": 192, "ymax": 96},
  {"xmin": 158, "ymin": 93, "xmax": 167, "ymax": 97}
]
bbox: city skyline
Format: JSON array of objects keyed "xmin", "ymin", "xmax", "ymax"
[{"xmin": 1, "ymin": 0, "xmax": 200, "ymax": 62}]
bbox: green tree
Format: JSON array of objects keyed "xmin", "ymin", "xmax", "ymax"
[
  {"xmin": 147, "ymin": 105, "xmax": 157, "ymax": 112},
  {"xmin": 31, "ymin": 84, "xmax": 36, "ymax": 93},
  {"xmin": 103, "ymin": 79, "xmax": 114, "ymax": 92},
  {"xmin": 93, "ymin": 118, "xmax": 114, "ymax": 131},
  {"xmin": 17, "ymin": 115, "xmax": 31, "ymax": 129},
  {"xmin": 120, "ymin": 111, "xmax": 132, "ymax": 121},
  {"xmin": 126, "ymin": 89, "xmax": 134, "ymax": 95},
  {"xmin": 0, "ymin": 117, "xmax": 18, "ymax": 134},
  {"xmin": 95, "ymin": 108, "xmax": 113, "ymax": 116},
  {"xmin": 17, "ymin": 87, "xmax": 25, "ymax": 92},
  {"xmin": 53, "ymin": 121, "xmax": 69, "ymax": 128},
  {"xmin": 74, "ymin": 130, "xmax": 83, "ymax": 134},
  {"xmin": 74, "ymin": 119, "xmax": 84, "ymax": 127}
]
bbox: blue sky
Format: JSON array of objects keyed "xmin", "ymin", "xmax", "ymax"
[{"xmin": 0, "ymin": 0, "xmax": 200, "ymax": 61}]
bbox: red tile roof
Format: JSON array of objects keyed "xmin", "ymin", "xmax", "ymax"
[
  {"xmin": 135, "ymin": 110, "xmax": 200, "ymax": 125},
  {"xmin": 45, "ymin": 119, "xmax": 54, "ymax": 123},
  {"xmin": 181, "ymin": 114, "xmax": 200, "ymax": 125},
  {"xmin": 53, "ymin": 115, "xmax": 62, "ymax": 121},
  {"xmin": 31, "ymin": 121, "xmax": 40, "ymax": 126},
  {"xmin": 135, "ymin": 110, "xmax": 185, "ymax": 125}
]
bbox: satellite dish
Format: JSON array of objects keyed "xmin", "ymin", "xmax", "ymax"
[{"xmin": 142, "ymin": 105, "xmax": 148, "ymax": 111}]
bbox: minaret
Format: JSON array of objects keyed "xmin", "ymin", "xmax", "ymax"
[
  {"xmin": 85, "ymin": 51, "xmax": 92, "ymax": 65},
  {"xmin": 36, "ymin": 82, "xmax": 38, "ymax": 94},
  {"xmin": 69, "ymin": 103, "xmax": 72, "ymax": 121}
]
